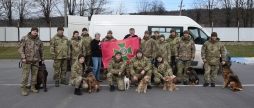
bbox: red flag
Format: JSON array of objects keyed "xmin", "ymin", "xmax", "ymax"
[{"xmin": 101, "ymin": 37, "xmax": 140, "ymax": 68}]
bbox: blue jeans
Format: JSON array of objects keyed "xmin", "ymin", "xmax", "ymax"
[{"xmin": 92, "ymin": 57, "xmax": 102, "ymax": 79}]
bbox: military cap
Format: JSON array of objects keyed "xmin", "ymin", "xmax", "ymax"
[
  {"xmin": 211, "ymin": 32, "xmax": 218, "ymax": 37},
  {"xmin": 170, "ymin": 29, "xmax": 176, "ymax": 33},
  {"xmin": 31, "ymin": 27, "xmax": 39, "ymax": 32},
  {"xmin": 144, "ymin": 30, "xmax": 150, "ymax": 34},
  {"xmin": 57, "ymin": 27, "xmax": 64, "ymax": 31},
  {"xmin": 183, "ymin": 30, "xmax": 189, "ymax": 34},
  {"xmin": 107, "ymin": 30, "xmax": 113, "ymax": 34},
  {"xmin": 82, "ymin": 28, "xmax": 88, "ymax": 31}
]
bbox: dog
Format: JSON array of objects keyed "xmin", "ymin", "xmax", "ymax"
[
  {"xmin": 124, "ymin": 76, "xmax": 131, "ymax": 90},
  {"xmin": 135, "ymin": 76, "xmax": 150, "ymax": 93},
  {"xmin": 34, "ymin": 61, "xmax": 48, "ymax": 92},
  {"xmin": 163, "ymin": 75, "xmax": 179, "ymax": 91},
  {"xmin": 186, "ymin": 67, "xmax": 199, "ymax": 85},
  {"xmin": 222, "ymin": 64, "xmax": 243, "ymax": 91},
  {"xmin": 85, "ymin": 69, "xmax": 100, "ymax": 93}
]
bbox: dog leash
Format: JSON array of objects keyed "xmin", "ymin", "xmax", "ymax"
[{"xmin": 19, "ymin": 61, "xmax": 23, "ymax": 68}]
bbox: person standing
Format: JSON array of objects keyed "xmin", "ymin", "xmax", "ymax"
[
  {"xmin": 81, "ymin": 28, "xmax": 92, "ymax": 69},
  {"xmin": 166, "ymin": 29, "xmax": 180, "ymax": 74},
  {"xmin": 91, "ymin": 33, "xmax": 103, "ymax": 82},
  {"xmin": 18, "ymin": 27, "xmax": 44, "ymax": 96},
  {"xmin": 151, "ymin": 30, "xmax": 160, "ymax": 44},
  {"xmin": 50, "ymin": 27, "xmax": 70, "ymax": 87},
  {"xmin": 123, "ymin": 28, "xmax": 138, "ymax": 39},
  {"xmin": 140, "ymin": 30, "xmax": 156, "ymax": 60},
  {"xmin": 69, "ymin": 31, "xmax": 86, "ymax": 66},
  {"xmin": 157, "ymin": 34, "xmax": 171, "ymax": 64},
  {"xmin": 175, "ymin": 30, "xmax": 195, "ymax": 85},
  {"xmin": 201, "ymin": 32, "xmax": 226, "ymax": 87}
]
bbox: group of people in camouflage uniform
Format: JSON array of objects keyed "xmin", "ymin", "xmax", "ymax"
[{"xmin": 18, "ymin": 27, "xmax": 226, "ymax": 96}]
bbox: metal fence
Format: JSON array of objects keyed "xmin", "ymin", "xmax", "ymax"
[{"xmin": 0, "ymin": 27, "xmax": 254, "ymax": 41}]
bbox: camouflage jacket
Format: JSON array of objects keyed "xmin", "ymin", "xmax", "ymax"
[
  {"xmin": 107, "ymin": 57, "xmax": 126, "ymax": 75},
  {"xmin": 151, "ymin": 35, "xmax": 160, "ymax": 44},
  {"xmin": 201, "ymin": 39, "xmax": 226, "ymax": 65},
  {"xmin": 101, "ymin": 36, "xmax": 117, "ymax": 42},
  {"xmin": 166, "ymin": 35, "xmax": 180, "ymax": 56},
  {"xmin": 153, "ymin": 61, "xmax": 172, "ymax": 77},
  {"xmin": 140, "ymin": 36, "xmax": 157, "ymax": 59},
  {"xmin": 175, "ymin": 36, "xmax": 195, "ymax": 61},
  {"xmin": 50, "ymin": 34, "xmax": 70, "ymax": 59},
  {"xmin": 18, "ymin": 33, "xmax": 44, "ymax": 62},
  {"xmin": 70, "ymin": 36, "xmax": 86, "ymax": 60},
  {"xmin": 157, "ymin": 41, "xmax": 171, "ymax": 61},
  {"xmin": 81, "ymin": 33, "xmax": 92, "ymax": 55},
  {"xmin": 129, "ymin": 56, "xmax": 152, "ymax": 76},
  {"xmin": 70, "ymin": 60, "xmax": 83, "ymax": 80}
]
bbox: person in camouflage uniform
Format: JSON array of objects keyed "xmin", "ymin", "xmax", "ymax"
[
  {"xmin": 175, "ymin": 30, "xmax": 196, "ymax": 85},
  {"xmin": 140, "ymin": 30, "xmax": 157, "ymax": 60},
  {"xmin": 101, "ymin": 30, "xmax": 117, "ymax": 80},
  {"xmin": 70, "ymin": 54, "xmax": 88, "ymax": 95},
  {"xmin": 153, "ymin": 54, "xmax": 173, "ymax": 86},
  {"xmin": 50, "ymin": 27, "xmax": 70, "ymax": 87},
  {"xmin": 81, "ymin": 28, "xmax": 92, "ymax": 68},
  {"xmin": 201, "ymin": 32, "xmax": 226, "ymax": 87},
  {"xmin": 107, "ymin": 52, "xmax": 126, "ymax": 92},
  {"xmin": 129, "ymin": 49, "xmax": 152, "ymax": 89},
  {"xmin": 18, "ymin": 27, "xmax": 44, "ymax": 96},
  {"xmin": 151, "ymin": 30, "xmax": 160, "ymax": 44},
  {"xmin": 157, "ymin": 34, "xmax": 171, "ymax": 63},
  {"xmin": 69, "ymin": 31, "xmax": 86, "ymax": 66},
  {"xmin": 166, "ymin": 29, "xmax": 181, "ymax": 74}
]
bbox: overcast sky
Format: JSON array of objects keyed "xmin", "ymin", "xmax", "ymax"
[{"xmin": 109, "ymin": 0, "xmax": 193, "ymax": 13}]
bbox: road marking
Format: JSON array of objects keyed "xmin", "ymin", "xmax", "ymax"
[{"xmin": 0, "ymin": 84, "xmax": 254, "ymax": 87}]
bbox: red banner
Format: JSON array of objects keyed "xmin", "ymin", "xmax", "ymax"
[{"xmin": 101, "ymin": 37, "xmax": 140, "ymax": 68}]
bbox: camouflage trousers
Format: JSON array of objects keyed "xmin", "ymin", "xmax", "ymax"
[
  {"xmin": 154, "ymin": 72, "xmax": 170, "ymax": 84},
  {"xmin": 70, "ymin": 76, "xmax": 88, "ymax": 89},
  {"xmin": 107, "ymin": 73, "xmax": 124, "ymax": 90},
  {"xmin": 131, "ymin": 70, "xmax": 152, "ymax": 86},
  {"xmin": 53, "ymin": 59, "xmax": 67, "ymax": 81},
  {"xmin": 176, "ymin": 60, "xmax": 190, "ymax": 82},
  {"xmin": 21, "ymin": 61, "xmax": 39, "ymax": 88},
  {"xmin": 204, "ymin": 63, "xmax": 219, "ymax": 83}
]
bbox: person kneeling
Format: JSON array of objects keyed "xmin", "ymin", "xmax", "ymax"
[
  {"xmin": 107, "ymin": 52, "xmax": 126, "ymax": 92},
  {"xmin": 153, "ymin": 55, "xmax": 173, "ymax": 87},
  {"xmin": 69, "ymin": 54, "xmax": 88, "ymax": 95}
]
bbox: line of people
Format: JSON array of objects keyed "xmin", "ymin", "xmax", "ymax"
[{"xmin": 18, "ymin": 27, "xmax": 226, "ymax": 96}]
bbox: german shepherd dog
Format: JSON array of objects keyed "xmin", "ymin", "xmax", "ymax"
[
  {"xmin": 85, "ymin": 69, "xmax": 100, "ymax": 93},
  {"xmin": 186, "ymin": 67, "xmax": 199, "ymax": 85},
  {"xmin": 35, "ymin": 61, "xmax": 48, "ymax": 92},
  {"xmin": 222, "ymin": 64, "xmax": 243, "ymax": 91}
]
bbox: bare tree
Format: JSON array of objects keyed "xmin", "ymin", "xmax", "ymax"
[
  {"xmin": 220, "ymin": 0, "xmax": 232, "ymax": 27},
  {"xmin": 204, "ymin": 0, "xmax": 218, "ymax": 27},
  {"xmin": 36, "ymin": 0, "xmax": 57, "ymax": 26},
  {"xmin": 14, "ymin": 0, "xmax": 31, "ymax": 27},
  {"xmin": 85, "ymin": 0, "xmax": 110, "ymax": 20},
  {"xmin": 192, "ymin": 0, "xmax": 205, "ymax": 24},
  {"xmin": 116, "ymin": 2, "xmax": 127, "ymax": 14},
  {"xmin": 1, "ymin": 0, "xmax": 13, "ymax": 26},
  {"xmin": 79, "ymin": 0, "xmax": 86, "ymax": 16},
  {"xmin": 136, "ymin": 0, "xmax": 151, "ymax": 14},
  {"xmin": 150, "ymin": 0, "xmax": 166, "ymax": 15},
  {"xmin": 68, "ymin": 0, "xmax": 77, "ymax": 15}
]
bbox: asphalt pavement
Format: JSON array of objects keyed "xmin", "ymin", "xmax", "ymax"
[{"xmin": 0, "ymin": 60, "xmax": 253, "ymax": 108}]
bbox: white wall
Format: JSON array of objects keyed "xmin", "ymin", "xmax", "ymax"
[{"xmin": 0, "ymin": 27, "xmax": 254, "ymax": 41}]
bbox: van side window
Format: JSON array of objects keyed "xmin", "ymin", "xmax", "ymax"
[
  {"xmin": 148, "ymin": 26, "xmax": 183, "ymax": 39},
  {"xmin": 188, "ymin": 27, "xmax": 208, "ymax": 45}
]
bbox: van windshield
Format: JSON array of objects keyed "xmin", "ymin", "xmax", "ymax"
[{"xmin": 188, "ymin": 27, "xmax": 208, "ymax": 45}]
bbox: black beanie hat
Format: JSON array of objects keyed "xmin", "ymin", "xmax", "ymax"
[
  {"xmin": 82, "ymin": 28, "xmax": 88, "ymax": 32},
  {"xmin": 57, "ymin": 27, "xmax": 64, "ymax": 31},
  {"xmin": 73, "ymin": 31, "xmax": 79, "ymax": 35},
  {"xmin": 159, "ymin": 34, "xmax": 165, "ymax": 39},
  {"xmin": 136, "ymin": 49, "xmax": 143, "ymax": 55},
  {"xmin": 78, "ymin": 54, "xmax": 85, "ymax": 60},
  {"xmin": 31, "ymin": 27, "xmax": 39, "ymax": 32},
  {"xmin": 115, "ymin": 51, "xmax": 122, "ymax": 56}
]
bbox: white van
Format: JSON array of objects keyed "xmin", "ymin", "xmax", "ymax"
[{"xmin": 88, "ymin": 15, "xmax": 218, "ymax": 69}]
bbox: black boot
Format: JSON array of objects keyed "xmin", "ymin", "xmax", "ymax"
[
  {"xmin": 147, "ymin": 85, "xmax": 152, "ymax": 89},
  {"xmin": 175, "ymin": 81, "xmax": 181, "ymax": 84},
  {"xmin": 203, "ymin": 83, "xmax": 209, "ymax": 87},
  {"xmin": 211, "ymin": 83, "xmax": 215, "ymax": 87},
  {"xmin": 74, "ymin": 88, "xmax": 82, "ymax": 95},
  {"xmin": 55, "ymin": 81, "xmax": 59, "ymax": 87},
  {"xmin": 110, "ymin": 85, "xmax": 115, "ymax": 92},
  {"xmin": 183, "ymin": 81, "xmax": 188, "ymax": 85}
]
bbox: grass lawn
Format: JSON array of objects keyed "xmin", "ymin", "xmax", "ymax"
[
  {"xmin": 0, "ymin": 46, "xmax": 51, "ymax": 59},
  {"xmin": 0, "ymin": 45, "xmax": 253, "ymax": 59},
  {"xmin": 225, "ymin": 45, "xmax": 254, "ymax": 57}
]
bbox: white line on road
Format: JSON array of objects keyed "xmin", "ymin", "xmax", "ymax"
[{"xmin": 0, "ymin": 84, "xmax": 254, "ymax": 87}]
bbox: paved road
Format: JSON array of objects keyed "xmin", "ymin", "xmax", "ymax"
[{"xmin": 0, "ymin": 61, "xmax": 253, "ymax": 108}]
